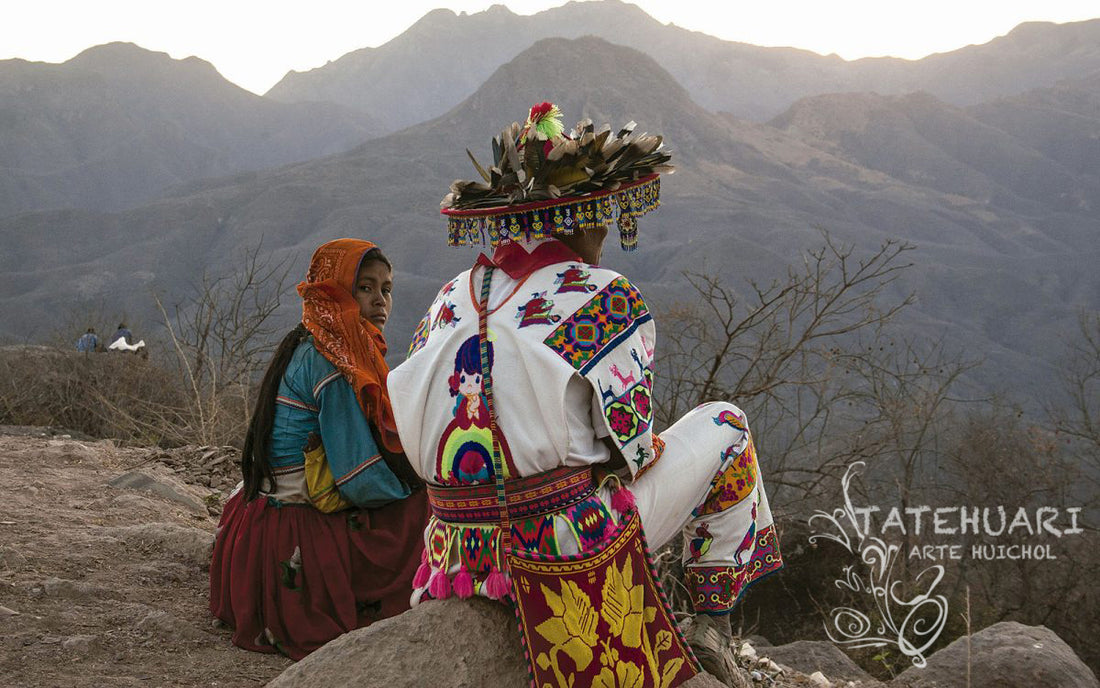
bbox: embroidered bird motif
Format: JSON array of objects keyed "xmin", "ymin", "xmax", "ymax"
[
  {"xmin": 689, "ymin": 522, "xmax": 713, "ymax": 563},
  {"xmin": 733, "ymin": 503, "xmax": 758, "ymax": 567},
  {"xmin": 554, "ymin": 266, "xmax": 598, "ymax": 293},
  {"xmin": 432, "ymin": 301, "xmax": 460, "ymax": 330},
  {"xmin": 516, "ymin": 292, "xmax": 561, "ymax": 328}
]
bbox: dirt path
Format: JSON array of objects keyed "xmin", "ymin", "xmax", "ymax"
[{"xmin": 0, "ymin": 429, "xmax": 291, "ymax": 687}]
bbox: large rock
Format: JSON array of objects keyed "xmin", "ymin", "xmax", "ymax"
[
  {"xmin": 267, "ymin": 597, "xmax": 726, "ymax": 688},
  {"xmin": 268, "ymin": 598, "xmax": 526, "ymax": 688},
  {"xmin": 891, "ymin": 621, "xmax": 1099, "ymax": 688},
  {"xmin": 108, "ymin": 469, "xmax": 207, "ymax": 514},
  {"xmin": 763, "ymin": 640, "xmax": 880, "ymax": 684}
]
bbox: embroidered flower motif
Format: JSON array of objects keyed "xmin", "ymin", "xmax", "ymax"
[
  {"xmin": 593, "ymin": 660, "xmax": 645, "ymax": 688},
  {"xmin": 600, "ymin": 557, "xmax": 649, "ymax": 648},
  {"xmin": 607, "ymin": 405, "xmax": 637, "ymax": 438},
  {"xmin": 535, "ymin": 580, "xmax": 599, "ymax": 670}
]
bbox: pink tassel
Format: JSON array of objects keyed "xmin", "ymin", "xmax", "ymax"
[
  {"xmin": 611, "ymin": 485, "xmax": 636, "ymax": 514},
  {"xmin": 483, "ymin": 566, "xmax": 511, "ymax": 600},
  {"xmin": 413, "ymin": 562, "xmax": 432, "ymax": 589},
  {"xmin": 428, "ymin": 569, "xmax": 452, "ymax": 600},
  {"xmin": 453, "ymin": 564, "xmax": 475, "ymax": 599}
]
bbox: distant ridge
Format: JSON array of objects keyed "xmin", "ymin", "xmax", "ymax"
[
  {"xmin": 0, "ymin": 43, "xmax": 381, "ymax": 216},
  {"xmin": 266, "ymin": 0, "xmax": 1100, "ymax": 132}
]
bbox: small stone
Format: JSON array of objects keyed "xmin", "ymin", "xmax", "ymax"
[
  {"xmin": 0, "ymin": 605, "xmax": 19, "ymax": 617},
  {"xmin": 62, "ymin": 634, "xmax": 98, "ymax": 653},
  {"xmin": 808, "ymin": 671, "xmax": 831, "ymax": 687}
]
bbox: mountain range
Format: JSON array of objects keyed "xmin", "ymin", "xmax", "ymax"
[
  {"xmin": 268, "ymin": 1, "xmax": 1100, "ymax": 127},
  {"xmin": 0, "ymin": 42, "xmax": 379, "ymax": 215},
  {"xmin": 1, "ymin": 2, "xmax": 1098, "ymax": 411}
]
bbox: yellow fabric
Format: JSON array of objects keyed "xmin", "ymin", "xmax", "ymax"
[{"xmin": 304, "ymin": 441, "xmax": 353, "ymax": 513}]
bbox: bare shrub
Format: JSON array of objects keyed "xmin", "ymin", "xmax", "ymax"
[
  {"xmin": 0, "ymin": 242, "xmax": 293, "ymax": 449},
  {"xmin": 149, "ymin": 242, "xmax": 293, "ymax": 447},
  {"xmin": 0, "ymin": 346, "xmax": 182, "ymax": 444}
]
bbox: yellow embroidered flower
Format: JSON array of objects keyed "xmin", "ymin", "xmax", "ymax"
[
  {"xmin": 593, "ymin": 660, "xmax": 645, "ymax": 688},
  {"xmin": 600, "ymin": 556, "xmax": 646, "ymax": 647},
  {"xmin": 535, "ymin": 580, "xmax": 599, "ymax": 670}
]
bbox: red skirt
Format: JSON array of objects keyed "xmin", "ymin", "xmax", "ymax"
[{"xmin": 209, "ymin": 489, "xmax": 428, "ymax": 660}]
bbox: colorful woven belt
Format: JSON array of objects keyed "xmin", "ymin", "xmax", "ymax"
[{"xmin": 426, "ymin": 466, "xmax": 595, "ymax": 524}]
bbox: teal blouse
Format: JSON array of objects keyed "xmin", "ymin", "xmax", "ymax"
[{"xmin": 268, "ymin": 338, "xmax": 410, "ymax": 508}]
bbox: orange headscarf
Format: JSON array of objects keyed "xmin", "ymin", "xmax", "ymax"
[{"xmin": 298, "ymin": 238, "xmax": 402, "ymax": 454}]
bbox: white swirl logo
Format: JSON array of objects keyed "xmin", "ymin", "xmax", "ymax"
[{"xmin": 809, "ymin": 462, "xmax": 949, "ymax": 668}]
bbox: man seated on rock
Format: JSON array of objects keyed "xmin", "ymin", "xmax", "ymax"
[{"xmin": 388, "ymin": 103, "xmax": 783, "ymax": 687}]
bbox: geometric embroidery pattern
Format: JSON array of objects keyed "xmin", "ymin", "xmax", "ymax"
[
  {"xmin": 543, "ymin": 277, "xmax": 651, "ymax": 373},
  {"xmin": 407, "ymin": 311, "xmax": 431, "ymax": 358},
  {"xmin": 684, "ymin": 525, "xmax": 783, "ymax": 613}
]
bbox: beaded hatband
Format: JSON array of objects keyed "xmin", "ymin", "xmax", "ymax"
[{"xmin": 443, "ymin": 174, "xmax": 660, "ymax": 251}]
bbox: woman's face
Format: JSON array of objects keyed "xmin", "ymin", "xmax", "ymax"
[
  {"xmin": 458, "ymin": 371, "xmax": 482, "ymax": 396},
  {"xmin": 354, "ymin": 259, "xmax": 393, "ymax": 331}
]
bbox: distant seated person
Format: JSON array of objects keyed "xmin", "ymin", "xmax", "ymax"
[
  {"xmin": 106, "ymin": 322, "xmax": 146, "ymax": 354},
  {"xmin": 75, "ymin": 328, "xmax": 98, "ymax": 353},
  {"xmin": 209, "ymin": 239, "xmax": 429, "ymax": 660},
  {"xmin": 108, "ymin": 323, "xmax": 132, "ymax": 347}
]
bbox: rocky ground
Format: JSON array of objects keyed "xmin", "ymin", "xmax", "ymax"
[
  {"xmin": 0, "ymin": 428, "xmax": 290, "ymax": 687},
  {"xmin": 1, "ymin": 427, "xmax": 1096, "ymax": 688}
]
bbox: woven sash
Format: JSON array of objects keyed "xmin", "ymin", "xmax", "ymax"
[{"xmin": 476, "ymin": 265, "xmax": 698, "ymax": 688}]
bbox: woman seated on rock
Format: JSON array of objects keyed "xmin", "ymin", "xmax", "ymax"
[{"xmin": 209, "ymin": 238, "xmax": 427, "ymax": 660}]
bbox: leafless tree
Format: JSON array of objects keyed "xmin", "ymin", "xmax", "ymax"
[
  {"xmin": 154, "ymin": 241, "xmax": 293, "ymax": 446},
  {"xmin": 1048, "ymin": 311, "xmax": 1100, "ymax": 491},
  {"xmin": 654, "ymin": 233, "xmax": 937, "ymax": 507}
]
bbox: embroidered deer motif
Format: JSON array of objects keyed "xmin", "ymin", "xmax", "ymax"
[
  {"xmin": 609, "ymin": 364, "xmax": 636, "ymax": 389},
  {"xmin": 598, "ymin": 379, "xmax": 617, "ymax": 406}
]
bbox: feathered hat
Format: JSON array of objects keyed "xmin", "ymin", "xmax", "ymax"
[{"xmin": 441, "ymin": 102, "xmax": 673, "ymax": 251}]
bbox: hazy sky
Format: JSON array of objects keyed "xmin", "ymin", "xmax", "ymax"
[{"xmin": 4, "ymin": 0, "xmax": 1098, "ymax": 95}]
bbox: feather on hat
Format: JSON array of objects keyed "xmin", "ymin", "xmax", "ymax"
[{"xmin": 442, "ymin": 102, "xmax": 673, "ymax": 251}]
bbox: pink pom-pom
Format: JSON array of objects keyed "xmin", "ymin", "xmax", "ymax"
[
  {"xmin": 413, "ymin": 562, "xmax": 432, "ymax": 589},
  {"xmin": 483, "ymin": 566, "xmax": 511, "ymax": 601},
  {"xmin": 453, "ymin": 565, "xmax": 475, "ymax": 599},
  {"xmin": 611, "ymin": 485, "xmax": 636, "ymax": 514},
  {"xmin": 428, "ymin": 569, "xmax": 452, "ymax": 600}
]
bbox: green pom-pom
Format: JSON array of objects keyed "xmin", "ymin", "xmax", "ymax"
[{"xmin": 526, "ymin": 102, "xmax": 564, "ymax": 141}]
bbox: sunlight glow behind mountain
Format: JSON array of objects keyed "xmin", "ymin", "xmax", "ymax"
[{"xmin": 2, "ymin": 0, "xmax": 1098, "ymax": 94}]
